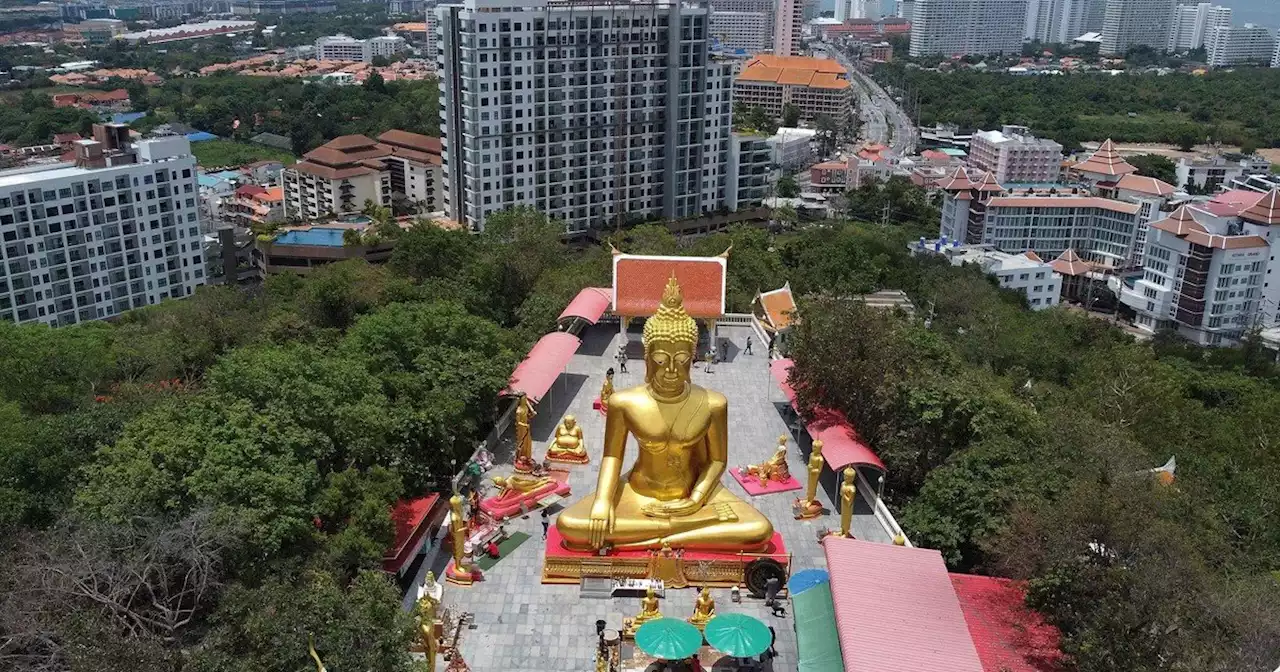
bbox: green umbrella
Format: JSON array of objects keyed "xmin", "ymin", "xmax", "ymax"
[
  {"xmin": 704, "ymin": 613, "xmax": 772, "ymax": 658},
  {"xmin": 634, "ymin": 618, "xmax": 704, "ymax": 660}
]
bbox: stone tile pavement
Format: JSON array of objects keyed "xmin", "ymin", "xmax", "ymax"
[{"xmin": 434, "ymin": 324, "xmax": 890, "ymax": 672}]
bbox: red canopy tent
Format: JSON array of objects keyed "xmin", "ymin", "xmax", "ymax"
[
  {"xmin": 770, "ymin": 358, "xmax": 885, "ymax": 472},
  {"xmin": 502, "ymin": 331, "xmax": 582, "ymax": 403},
  {"xmin": 557, "ymin": 287, "xmax": 613, "ymax": 327}
]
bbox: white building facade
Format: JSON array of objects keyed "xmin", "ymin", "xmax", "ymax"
[
  {"xmin": 768, "ymin": 127, "xmax": 817, "ymax": 170},
  {"xmin": 436, "ymin": 0, "xmax": 739, "ymax": 233},
  {"xmin": 967, "ymin": 125, "xmax": 1063, "ymax": 184},
  {"xmin": 1175, "ymin": 154, "xmax": 1271, "ymax": 191},
  {"xmin": 710, "ymin": 10, "xmax": 771, "ymax": 52},
  {"xmin": 1166, "ymin": 2, "xmax": 1230, "ymax": 51},
  {"xmin": 914, "ymin": 240, "xmax": 1064, "ymax": 309},
  {"xmin": 0, "ymin": 133, "xmax": 207, "ymax": 326},
  {"xmin": 315, "ymin": 33, "xmax": 408, "ymax": 61},
  {"xmin": 1100, "ymin": 0, "xmax": 1177, "ymax": 55},
  {"xmin": 908, "ymin": 0, "xmax": 1029, "ymax": 57},
  {"xmin": 1205, "ymin": 23, "xmax": 1276, "ymax": 68}
]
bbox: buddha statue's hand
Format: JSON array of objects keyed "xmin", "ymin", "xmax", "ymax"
[
  {"xmin": 641, "ymin": 498, "xmax": 700, "ymax": 518},
  {"xmin": 588, "ymin": 499, "xmax": 614, "ymax": 548}
]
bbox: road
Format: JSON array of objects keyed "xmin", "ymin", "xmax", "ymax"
[{"xmin": 816, "ymin": 42, "xmax": 917, "ymax": 155}]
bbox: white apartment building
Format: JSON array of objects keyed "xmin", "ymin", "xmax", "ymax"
[
  {"xmin": 315, "ymin": 33, "xmax": 408, "ymax": 62},
  {"xmin": 0, "ymin": 128, "xmax": 207, "ymax": 326},
  {"xmin": 980, "ymin": 195, "xmax": 1145, "ymax": 264},
  {"xmin": 1273, "ymin": 37, "xmax": 1280, "ymax": 67},
  {"xmin": 426, "ymin": 9, "xmax": 441, "ymax": 60},
  {"xmin": 967, "ymin": 125, "xmax": 1063, "ymax": 184},
  {"xmin": 1100, "ymin": 0, "xmax": 1177, "ymax": 55},
  {"xmin": 710, "ymin": 11, "xmax": 771, "ymax": 52},
  {"xmin": 851, "ymin": 0, "xmax": 882, "ymax": 19},
  {"xmin": 913, "ymin": 240, "xmax": 1064, "ymax": 309},
  {"xmin": 908, "ymin": 0, "xmax": 1029, "ymax": 57},
  {"xmin": 835, "ymin": 0, "xmax": 849, "ymax": 23},
  {"xmin": 728, "ymin": 132, "xmax": 773, "ymax": 209},
  {"xmin": 711, "ymin": 0, "xmax": 774, "ymax": 48},
  {"xmin": 898, "ymin": 0, "xmax": 914, "ymax": 19},
  {"xmin": 775, "ymin": 0, "xmax": 804, "ymax": 56},
  {"xmin": 1166, "ymin": 2, "xmax": 1229, "ymax": 51},
  {"xmin": 1120, "ymin": 191, "xmax": 1279, "ymax": 345},
  {"xmin": 768, "ymin": 127, "xmax": 817, "ymax": 170},
  {"xmin": 1205, "ymin": 23, "xmax": 1276, "ymax": 68},
  {"xmin": 1028, "ymin": 0, "xmax": 1107, "ymax": 43},
  {"xmin": 1175, "ymin": 153, "xmax": 1271, "ymax": 191},
  {"xmin": 435, "ymin": 0, "xmax": 739, "ymax": 233}
]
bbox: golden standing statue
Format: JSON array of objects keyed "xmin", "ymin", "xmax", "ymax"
[
  {"xmin": 414, "ymin": 575, "xmax": 441, "ymax": 672},
  {"xmin": 794, "ymin": 440, "xmax": 825, "ymax": 519},
  {"xmin": 514, "ymin": 394, "xmax": 535, "ymax": 472},
  {"xmin": 688, "ymin": 586, "xmax": 716, "ymax": 630},
  {"xmin": 838, "ymin": 467, "xmax": 856, "ymax": 538},
  {"xmin": 546, "ymin": 415, "xmax": 589, "ymax": 463},
  {"xmin": 445, "ymin": 493, "xmax": 476, "ymax": 585},
  {"xmin": 600, "ymin": 369, "xmax": 614, "ymax": 412},
  {"xmin": 556, "ymin": 276, "xmax": 773, "ymax": 551}
]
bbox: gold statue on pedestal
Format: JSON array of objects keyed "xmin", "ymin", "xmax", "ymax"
[
  {"xmin": 838, "ymin": 467, "xmax": 856, "ymax": 538},
  {"xmin": 556, "ymin": 276, "xmax": 773, "ymax": 551},
  {"xmin": 513, "ymin": 394, "xmax": 536, "ymax": 473},
  {"xmin": 600, "ymin": 369, "xmax": 614, "ymax": 412},
  {"xmin": 624, "ymin": 586, "xmax": 663, "ymax": 637},
  {"xmin": 794, "ymin": 440, "xmax": 825, "ymax": 519},
  {"xmin": 413, "ymin": 573, "xmax": 441, "ymax": 672},
  {"xmin": 546, "ymin": 415, "xmax": 589, "ymax": 463},
  {"xmin": 445, "ymin": 494, "xmax": 477, "ymax": 585},
  {"xmin": 688, "ymin": 586, "xmax": 716, "ymax": 630},
  {"xmin": 747, "ymin": 435, "xmax": 793, "ymax": 487}
]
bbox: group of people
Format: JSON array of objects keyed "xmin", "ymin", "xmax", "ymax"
[{"xmin": 616, "ymin": 335, "xmax": 756, "ymax": 376}]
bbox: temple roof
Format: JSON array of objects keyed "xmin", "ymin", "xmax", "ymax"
[
  {"xmin": 612, "ymin": 253, "xmax": 727, "ymax": 318},
  {"xmin": 1150, "ymin": 205, "xmax": 1209, "ymax": 236},
  {"xmin": 755, "ymin": 282, "xmax": 797, "ymax": 331},
  {"xmin": 1071, "ymin": 139, "xmax": 1137, "ymax": 177},
  {"xmin": 1049, "ymin": 248, "xmax": 1092, "ymax": 276},
  {"xmin": 1240, "ymin": 188, "xmax": 1280, "ymax": 225},
  {"xmin": 1116, "ymin": 173, "xmax": 1175, "ymax": 197}
]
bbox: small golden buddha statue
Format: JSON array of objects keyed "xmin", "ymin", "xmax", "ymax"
[
  {"xmin": 688, "ymin": 586, "xmax": 716, "ymax": 630},
  {"xmin": 624, "ymin": 586, "xmax": 663, "ymax": 637},
  {"xmin": 556, "ymin": 276, "xmax": 773, "ymax": 551},
  {"xmin": 445, "ymin": 493, "xmax": 476, "ymax": 585},
  {"xmin": 794, "ymin": 440, "xmax": 825, "ymax": 519},
  {"xmin": 747, "ymin": 435, "xmax": 792, "ymax": 486},
  {"xmin": 546, "ymin": 415, "xmax": 588, "ymax": 463},
  {"xmin": 513, "ymin": 393, "xmax": 536, "ymax": 473},
  {"xmin": 491, "ymin": 472, "xmax": 550, "ymax": 497},
  {"xmin": 838, "ymin": 467, "xmax": 856, "ymax": 538},
  {"xmin": 600, "ymin": 369, "xmax": 615, "ymax": 412}
]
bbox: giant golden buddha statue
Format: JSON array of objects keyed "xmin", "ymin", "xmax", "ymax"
[{"xmin": 556, "ymin": 276, "xmax": 774, "ymax": 551}]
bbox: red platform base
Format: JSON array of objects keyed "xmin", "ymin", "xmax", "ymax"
[
  {"xmin": 592, "ymin": 397, "xmax": 607, "ymax": 416},
  {"xmin": 729, "ymin": 468, "xmax": 803, "ymax": 496},
  {"xmin": 445, "ymin": 559, "xmax": 480, "ymax": 585},
  {"xmin": 541, "ymin": 526, "xmax": 790, "ymax": 588},
  {"xmin": 479, "ymin": 471, "xmax": 571, "ymax": 520}
]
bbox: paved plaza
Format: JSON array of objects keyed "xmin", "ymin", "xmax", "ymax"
[{"xmin": 427, "ymin": 324, "xmax": 890, "ymax": 672}]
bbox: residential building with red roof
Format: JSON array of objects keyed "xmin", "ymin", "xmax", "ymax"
[
  {"xmin": 1120, "ymin": 188, "xmax": 1280, "ymax": 346},
  {"xmin": 281, "ymin": 130, "xmax": 443, "ymax": 220},
  {"xmin": 734, "ymin": 54, "xmax": 853, "ymax": 124},
  {"xmin": 226, "ymin": 184, "xmax": 286, "ymax": 231}
]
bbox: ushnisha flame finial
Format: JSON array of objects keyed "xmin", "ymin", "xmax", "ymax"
[{"xmin": 642, "ymin": 273, "xmax": 699, "ymax": 350}]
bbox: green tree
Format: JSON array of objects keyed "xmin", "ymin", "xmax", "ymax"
[
  {"xmin": 776, "ymin": 174, "xmax": 799, "ymax": 198},
  {"xmin": 1127, "ymin": 154, "xmax": 1177, "ymax": 185},
  {"xmin": 782, "ymin": 103, "xmax": 801, "ymax": 128}
]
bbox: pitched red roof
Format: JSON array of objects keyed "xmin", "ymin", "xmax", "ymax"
[
  {"xmin": 1049, "ymin": 249, "xmax": 1091, "ymax": 276},
  {"xmin": 975, "ymin": 171, "xmax": 1004, "ymax": 192},
  {"xmin": 951, "ymin": 574, "xmax": 1066, "ymax": 672},
  {"xmin": 382, "ymin": 494, "xmax": 442, "ymax": 574},
  {"xmin": 557, "ymin": 287, "xmax": 612, "ymax": 326},
  {"xmin": 823, "ymin": 537, "xmax": 984, "ymax": 672},
  {"xmin": 940, "ymin": 166, "xmax": 976, "ymax": 191},
  {"xmin": 1150, "ymin": 205, "xmax": 1208, "ymax": 236},
  {"xmin": 503, "ymin": 331, "xmax": 582, "ymax": 403},
  {"xmin": 757, "ymin": 282, "xmax": 797, "ymax": 330},
  {"xmin": 1116, "ymin": 174, "xmax": 1175, "ymax": 197},
  {"xmin": 1240, "ymin": 188, "xmax": 1280, "ymax": 225},
  {"xmin": 1023, "ymin": 251, "xmax": 1044, "ymax": 263},
  {"xmin": 1071, "ymin": 139, "xmax": 1136, "ymax": 177},
  {"xmin": 612, "ymin": 254, "xmax": 726, "ymax": 318}
]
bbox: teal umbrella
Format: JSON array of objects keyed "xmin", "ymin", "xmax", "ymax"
[
  {"xmin": 704, "ymin": 613, "xmax": 772, "ymax": 658},
  {"xmin": 634, "ymin": 618, "xmax": 704, "ymax": 660}
]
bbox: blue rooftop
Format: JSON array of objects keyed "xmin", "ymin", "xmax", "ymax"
[{"xmin": 274, "ymin": 227, "xmax": 347, "ymax": 247}]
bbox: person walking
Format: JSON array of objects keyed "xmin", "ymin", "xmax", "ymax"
[
  {"xmin": 745, "ymin": 335, "xmax": 753, "ymax": 355},
  {"xmin": 541, "ymin": 509, "xmax": 550, "ymax": 539},
  {"xmin": 617, "ymin": 343, "xmax": 628, "ymax": 373}
]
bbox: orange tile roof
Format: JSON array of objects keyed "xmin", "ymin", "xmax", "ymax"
[
  {"xmin": 1183, "ymin": 231, "xmax": 1269, "ymax": 249},
  {"xmin": 737, "ymin": 54, "xmax": 849, "ymax": 89},
  {"xmin": 1240, "ymin": 188, "xmax": 1280, "ymax": 225},
  {"xmin": 738, "ymin": 64, "xmax": 783, "ymax": 83},
  {"xmin": 987, "ymin": 195, "xmax": 1142, "ymax": 215},
  {"xmin": 1149, "ymin": 205, "xmax": 1208, "ymax": 236},
  {"xmin": 747, "ymin": 54, "xmax": 847, "ymax": 73},
  {"xmin": 612, "ymin": 254, "xmax": 726, "ymax": 318},
  {"xmin": 757, "ymin": 283, "xmax": 797, "ymax": 330},
  {"xmin": 1116, "ymin": 174, "xmax": 1175, "ymax": 197},
  {"xmin": 778, "ymin": 68, "xmax": 817, "ymax": 85},
  {"xmin": 1050, "ymin": 249, "xmax": 1092, "ymax": 276},
  {"xmin": 1023, "ymin": 251, "xmax": 1043, "ymax": 263},
  {"xmin": 1071, "ymin": 139, "xmax": 1136, "ymax": 177},
  {"xmin": 812, "ymin": 160, "xmax": 848, "ymax": 170}
]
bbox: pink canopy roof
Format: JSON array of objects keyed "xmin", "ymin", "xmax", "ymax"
[
  {"xmin": 557, "ymin": 287, "xmax": 613, "ymax": 326},
  {"xmin": 824, "ymin": 537, "xmax": 984, "ymax": 672},
  {"xmin": 770, "ymin": 358, "xmax": 885, "ymax": 472},
  {"xmin": 503, "ymin": 331, "xmax": 581, "ymax": 403}
]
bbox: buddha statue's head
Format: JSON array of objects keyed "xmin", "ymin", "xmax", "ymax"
[
  {"xmin": 642, "ymin": 275, "xmax": 699, "ymax": 399},
  {"xmin": 563, "ymin": 415, "xmax": 576, "ymax": 429}
]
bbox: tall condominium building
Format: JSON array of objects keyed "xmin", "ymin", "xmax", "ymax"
[
  {"xmin": 436, "ymin": 0, "xmax": 743, "ymax": 233},
  {"xmin": 774, "ymin": 0, "xmax": 803, "ymax": 56},
  {"xmin": 967, "ymin": 125, "xmax": 1064, "ymax": 184},
  {"xmin": 908, "ymin": 0, "xmax": 1029, "ymax": 57},
  {"xmin": 314, "ymin": 34, "xmax": 408, "ymax": 62},
  {"xmin": 1121, "ymin": 190, "xmax": 1280, "ymax": 345},
  {"xmin": 1166, "ymin": 2, "xmax": 1229, "ymax": 51},
  {"xmin": 0, "ymin": 126, "xmax": 207, "ymax": 326},
  {"xmin": 734, "ymin": 54, "xmax": 853, "ymax": 123},
  {"xmin": 1205, "ymin": 23, "xmax": 1277, "ymax": 67},
  {"xmin": 710, "ymin": 0, "xmax": 774, "ymax": 47},
  {"xmin": 898, "ymin": 0, "xmax": 914, "ymax": 19},
  {"xmin": 425, "ymin": 7, "xmax": 441, "ymax": 60},
  {"xmin": 1273, "ymin": 36, "xmax": 1280, "ymax": 67},
  {"xmin": 1100, "ymin": 0, "xmax": 1176, "ymax": 55},
  {"xmin": 1028, "ymin": 0, "xmax": 1107, "ymax": 43},
  {"xmin": 835, "ymin": 0, "xmax": 849, "ymax": 22},
  {"xmin": 710, "ymin": 11, "xmax": 771, "ymax": 52}
]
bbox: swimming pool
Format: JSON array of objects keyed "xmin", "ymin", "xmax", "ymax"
[{"xmin": 274, "ymin": 227, "xmax": 347, "ymax": 246}]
